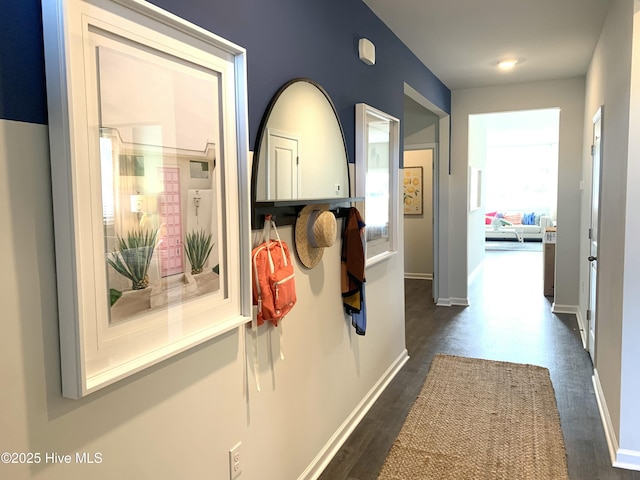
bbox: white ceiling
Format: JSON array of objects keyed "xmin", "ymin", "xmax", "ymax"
[{"xmin": 363, "ymin": 0, "xmax": 611, "ymax": 90}]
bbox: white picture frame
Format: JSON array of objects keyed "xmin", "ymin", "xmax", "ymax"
[
  {"xmin": 355, "ymin": 103, "xmax": 400, "ymax": 266},
  {"xmin": 403, "ymin": 166, "xmax": 424, "ymax": 215},
  {"xmin": 42, "ymin": 0, "xmax": 251, "ymax": 398}
]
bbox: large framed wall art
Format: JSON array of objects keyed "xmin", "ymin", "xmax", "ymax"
[
  {"xmin": 355, "ymin": 103, "xmax": 400, "ymax": 266},
  {"xmin": 42, "ymin": 0, "xmax": 251, "ymax": 398}
]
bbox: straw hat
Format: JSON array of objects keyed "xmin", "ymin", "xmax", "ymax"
[{"xmin": 295, "ymin": 204, "xmax": 337, "ymax": 268}]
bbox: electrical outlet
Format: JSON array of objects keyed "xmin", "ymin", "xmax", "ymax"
[{"xmin": 229, "ymin": 442, "xmax": 242, "ymax": 479}]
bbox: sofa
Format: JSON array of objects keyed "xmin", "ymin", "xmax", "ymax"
[{"xmin": 485, "ymin": 211, "xmax": 553, "ymax": 241}]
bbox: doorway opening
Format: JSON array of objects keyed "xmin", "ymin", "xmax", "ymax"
[
  {"xmin": 467, "ymin": 109, "xmax": 560, "ymax": 289},
  {"xmin": 403, "ymin": 145, "xmax": 435, "ymax": 274},
  {"xmin": 402, "ymin": 89, "xmax": 443, "ymax": 302}
]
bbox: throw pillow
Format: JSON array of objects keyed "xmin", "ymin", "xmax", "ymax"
[
  {"xmin": 503, "ymin": 212, "xmax": 522, "ymax": 225},
  {"xmin": 485, "ymin": 211, "xmax": 497, "ymax": 225},
  {"xmin": 522, "ymin": 212, "xmax": 536, "ymax": 225}
]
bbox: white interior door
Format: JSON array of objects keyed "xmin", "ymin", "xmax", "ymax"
[
  {"xmin": 268, "ymin": 131, "xmax": 299, "ymax": 200},
  {"xmin": 588, "ymin": 107, "xmax": 603, "ymax": 362}
]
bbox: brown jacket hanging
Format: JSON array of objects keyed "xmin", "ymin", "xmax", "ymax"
[{"xmin": 341, "ymin": 207, "xmax": 365, "ymax": 311}]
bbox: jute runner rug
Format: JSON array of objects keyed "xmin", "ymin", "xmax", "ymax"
[{"xmin": 377, "ymin": 354, "xmax": 569, "ymax": 479}]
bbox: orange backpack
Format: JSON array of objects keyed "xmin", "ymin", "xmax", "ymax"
[{"xmin": 251, "ymin": 216, "xmax": 296, "ymax": 326}]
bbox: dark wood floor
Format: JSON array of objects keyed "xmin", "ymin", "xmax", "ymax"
[{"xmin": 319, "ymin": 249, "xmax": 640, "ymax": 480}]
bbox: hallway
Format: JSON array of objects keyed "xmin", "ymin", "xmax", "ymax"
[{"xmin": 320, "ymin": 250, "xmax": 640, "ymax": 479}]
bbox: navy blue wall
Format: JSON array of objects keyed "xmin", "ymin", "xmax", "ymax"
[
  {"xmin": 0, "ymin": 0, "xmax": 450, "ymax": 161},
  {"xmin": 0, "ymin": 0, "xmax": 48, "ymax": 125}
]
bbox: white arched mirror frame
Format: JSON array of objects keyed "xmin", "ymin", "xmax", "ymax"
[{"xmin": 251, "ymin": 78, "xmax": 356, "ymax": 228}]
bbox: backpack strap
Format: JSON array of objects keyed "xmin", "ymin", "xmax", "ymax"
[
  {"xmin": 269, "ymin": 218, "xmax": 286, "ymax": 361},
  {"xmin": 263, "ymin": 217, "xmax": 289, "ymax": 275},
  {"xmin": 250, "ymin": 214, "xmax": 276, "ymax": 393},
  {"xmin": 263, "ymin": 216, "xmax": 275, "ymax": 272},
  {"xmin": 269, "ymin": 220, "xmax": 288, "ymax": 268}
]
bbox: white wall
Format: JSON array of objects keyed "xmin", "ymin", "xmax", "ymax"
[
  {"xmin": 580, "ymin": 0, "xmax": 632, "ymax": 449},
  {"xmin": 620, "ymin": 0, "xmax": 640, "ymax": 455},
  {"xmin": 404, "ymin": 95, "xmax": 439, "ymax": 146},
  {"xmin": 451, "ymin": 78, "xmax": 586, "ymax": 308},
  {"xmin": 0, "ymin": 119, "xmax": 407, "ymax": 479},
  {"xmin": 581, "ymin": 0, "xmax": 640, "ymax": 467},
  {"xmin": 467, "ymin": 116, "xmax": 488, "ymax": 280}
]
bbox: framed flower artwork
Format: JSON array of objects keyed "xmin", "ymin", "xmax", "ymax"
[{"xmin": 403, "ymin": 167, "xmax": 423, "ymax": 215}]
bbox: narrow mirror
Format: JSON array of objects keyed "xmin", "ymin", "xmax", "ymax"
[{"xmin": 355, "ymin": 103, "xmax": 400, "ymax": 265}]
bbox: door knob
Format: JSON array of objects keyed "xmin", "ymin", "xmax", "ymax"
[{"xmin": 588, "ymin": 256, "xmax": 597, "ymax": 262}]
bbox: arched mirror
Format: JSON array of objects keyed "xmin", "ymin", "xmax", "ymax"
[{"xmin": 252, "ymin": 78, "xmax": 352, "ymax": 227}]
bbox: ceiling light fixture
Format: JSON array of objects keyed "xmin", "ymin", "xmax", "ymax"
[{"xmin": 497, "ymin": 59, "xmax": 519, "ymax": 71}]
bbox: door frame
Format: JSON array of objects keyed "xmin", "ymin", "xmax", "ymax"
[
  {"xmin": 403, "ymin": 143, "xmax": 437, "ymax": 285},
  {"xmin": 588, "ymin": 105, "xmax": 604, "ymax": 362},
  {"xmin": 403, "ymin": 83, "xmax": 449, "ymax": 304}
]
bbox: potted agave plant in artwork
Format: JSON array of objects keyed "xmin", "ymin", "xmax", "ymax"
[
  {"xmin": 184, "ymin": 229, "xmax": 214, "ymax": 275},
  {"xmin": 107, "ymin": 228, "xmax": 158, "ymax": 290}
]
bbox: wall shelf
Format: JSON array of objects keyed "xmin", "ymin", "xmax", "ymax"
[{"xmin": 252, "ymin": 197, "xmax": 364, "ymax": 228}]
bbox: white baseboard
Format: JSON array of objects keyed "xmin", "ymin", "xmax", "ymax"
[
  {"xmin": 615, "ymin": 450, "xmax": 640, "ymax": 471},
  {"xmin": 593, "ymin": 369, "xmax": 619, "ymax": 467},
  {"xmin": 551, "ymin": 303, "xmax": 578, "ymax": 315},
  {"xmin": 299, "ymin": 349, "xmax": 410, "ymax": 480},
  {"xmin": 575, "ymin": 309, "xmax": 588, "ymax": 349},
  {"xmin": 435, "ymin": 297, "xmax": 469, "ymax": 307},
  {"xmin": 451, "ymin": 297, "xmax": 469, "ymax": 306},
  {"xmin": 592, "ymin": 370, "xmax": 640, "ymax": 471},
  {"xmin": 551, "ymin": 304, "xmax": 590, "ymax": 349},
  {"xmin": 404, "ymin": 273, "xmax": 433, "ymax": 280}
]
